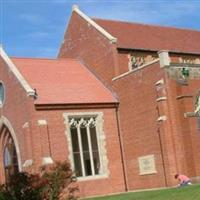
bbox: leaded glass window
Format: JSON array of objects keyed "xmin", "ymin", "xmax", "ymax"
[
  {"xmin": 128, "ymin": 54, "xmax": 157, "ymax": 70},
  {"xmin": 3, "ymin": 138, "xmax": 19, "ymax": 181},
  {"xmin": 69, "ymin": 116, "xmax": 101, "ymax": 177}
]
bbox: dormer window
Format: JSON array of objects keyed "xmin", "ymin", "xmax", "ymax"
[{"xmin": 0, "ymin": 82, "xmax": 5, "ymax": 106}]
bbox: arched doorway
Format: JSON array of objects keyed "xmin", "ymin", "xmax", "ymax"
[{"xmin": 0, "ymin": 124, "xmax": 19, "ymax": 181}]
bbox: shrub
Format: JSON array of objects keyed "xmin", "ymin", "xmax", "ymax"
[
  {"xmin": 0, "ymin": 161, "xmax": 79, "ymax": 200},
  {"xmin": 0, "ymin": 172, "xmax": 41, "ymax": 200},
  {"xmin": 39, "ymin": 161, "xmax": 79, "ymax": 200}
]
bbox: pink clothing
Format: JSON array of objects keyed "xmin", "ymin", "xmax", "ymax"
[{"xmin": 178, "ymin": 175, "xmax": 190, "ymax": 183}]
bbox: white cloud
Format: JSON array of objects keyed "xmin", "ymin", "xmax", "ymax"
[
  {"xmin": 27, "ymin": 31, "xmax": 51, "ymax": 38},
  {"xmin": 19, "ymin": 14, "xmax": 46, "ymax": 25}
]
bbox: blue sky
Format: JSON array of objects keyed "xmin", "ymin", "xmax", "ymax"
[{"xmin": 1, "ymin": 0, "xmax": 200, "ymax": 58}]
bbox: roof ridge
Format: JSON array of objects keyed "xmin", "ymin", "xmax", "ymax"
[
  {"xmin": 77, "ymin": 57, "xmax": 119, "ymax": 102},
  {"xmin": 93, "ymin": 17, "xmax": 200, "ymax": 33}
]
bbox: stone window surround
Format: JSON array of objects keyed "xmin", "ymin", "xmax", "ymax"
[
  {"xmin": 0, "ymin": 116, "xmax": 22, "ymax": 171},
  {"xmin": 63, "ymin": 111, "xmax": 109, "ymax": 181}
]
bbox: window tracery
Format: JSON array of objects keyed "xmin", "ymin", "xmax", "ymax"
[
  {"xmin": 128, "ymin": 54, "xmax": 157, "ymax": 70},
  {"xmin": 68, "ymin": 116, "xmax": 101, "ymax": 177},
  {"xmin": 179, "ymin": 57, "xmax": 200, "ymax": 64}
]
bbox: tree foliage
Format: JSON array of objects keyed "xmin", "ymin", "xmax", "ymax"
[{"xmin": 0, "ymin": 161, "xmax": 79, "ymax": 200}]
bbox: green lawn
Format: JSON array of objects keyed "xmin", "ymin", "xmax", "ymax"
[{"xmin": 85, "ymin": 185, "xmax": 200, "ymax": 200}]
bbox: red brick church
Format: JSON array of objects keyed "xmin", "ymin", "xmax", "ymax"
[{"xmin": 1, "ymin": 5, "xmax": 200, "ymax": 198}]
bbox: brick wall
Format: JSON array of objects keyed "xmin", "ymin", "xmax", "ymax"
[
  {"xmin": 166, "ymin": 78, "xmax": 200, "ymax": 178},
  {"xmin": 58, "ymin": 13, "xmax": 178, "ymax": 190},
  {"xmin": 113, "ymin": 62, "xmax": 168, "ymax": 189},
  {"xmin": 0, "ymin": 56, "xmax": 126, "ymax": 197},
  {"xmin": 58, "ymin": 12, "xmax": 118, "ymax": 85},
  {"xmin": 0, "ymin": 57, "xmax": 35, "ymax": 176},
  {"xmin": 33, "ymin": 107, "xmax": 126, "ymax": 198},
  {"xmin": 59, "ymin": 12, "xmax": 200, "ymax": 190},
  {"xmin": 117, "ymin": 50, "xmax": 158, "ymax": 75}
]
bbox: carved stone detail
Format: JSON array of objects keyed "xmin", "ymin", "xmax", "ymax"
[{"xmin": 166, "ymin": 66, "xmax": 200, "ymax": 80}]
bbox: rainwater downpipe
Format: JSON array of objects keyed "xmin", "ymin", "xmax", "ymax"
[{"xmin": 115, "ymin": 105, "xmax": 128, "ymax": 191}]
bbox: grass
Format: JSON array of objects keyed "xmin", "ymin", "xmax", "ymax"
[{"xmin": 85, "ymin": 184, "xmax": 200, "ymax": 200}]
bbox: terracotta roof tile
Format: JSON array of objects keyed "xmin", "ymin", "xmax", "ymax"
[
  {"xmin": 11, "ymin": 57, "xmax": 118, "ymax": 105},
  {"xmin": 94, "ymin": 18, "xmax": 200, "ymax": 54}
]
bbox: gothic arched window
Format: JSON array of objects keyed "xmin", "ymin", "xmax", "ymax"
[{"xmin": 3, "ymin": 139, "xmax": 19, "ymax": 181}]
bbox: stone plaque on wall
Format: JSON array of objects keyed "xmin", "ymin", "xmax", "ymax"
[{"xmin": 138, "ymin": 155, "xmax": 157, "ymax": 175}]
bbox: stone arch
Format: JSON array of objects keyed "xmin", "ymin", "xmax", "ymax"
[{"xmin": 0, "ymin": 116, "xmax": 22, "ymax": 173}]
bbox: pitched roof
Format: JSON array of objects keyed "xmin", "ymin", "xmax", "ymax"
[
  {"xmin": 11, "ymin": 58, "xmax": 118, "ymax": 105},
  {"xmin": 93, "ymin": 18, "xmax": 200, "ymax": 54}
]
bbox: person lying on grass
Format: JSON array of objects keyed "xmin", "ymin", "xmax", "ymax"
[{"xmin": 174, "ymin": 174, "xmax": 192, "ymax": 187}]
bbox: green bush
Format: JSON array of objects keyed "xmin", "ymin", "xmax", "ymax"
[
  {"xmin": 0, "ymin": 161, "xmax": 79, "ymax": 200},
  {"xmin": 39, "ymin": 161, "xmax": 79, "ymax": 200},
  {"xmin": 0, "ymin": 172, "xmax": 41, "ymax": 200}
]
